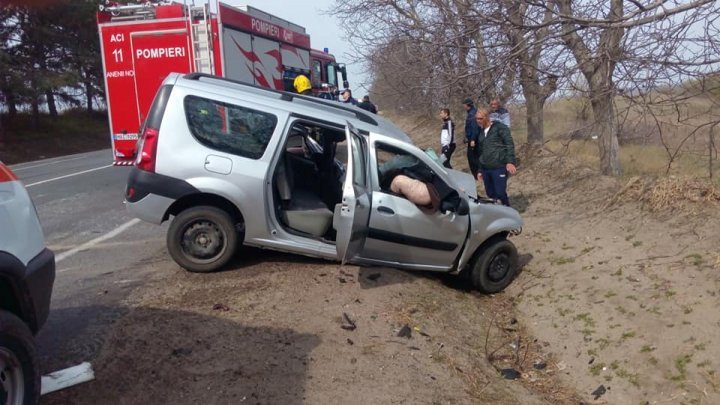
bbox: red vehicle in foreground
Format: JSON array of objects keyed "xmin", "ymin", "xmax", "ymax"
[{"xmin": 97, "ymin": 1, "xmax": 348, "ymax": 165}]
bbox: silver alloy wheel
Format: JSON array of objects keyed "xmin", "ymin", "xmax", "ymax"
[{"xmin": 0, "ymin": 347, "xmax": 24, "ymax": 405}]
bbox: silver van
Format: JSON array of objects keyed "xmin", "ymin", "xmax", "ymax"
[{"xmin": 125, "ymin": 73, "xmax": 523, "ymax": 293}]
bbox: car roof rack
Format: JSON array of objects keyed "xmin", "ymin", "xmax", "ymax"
[{"xmin": 183, "ymin": 73, "xmax": 378, "ymax": 126}]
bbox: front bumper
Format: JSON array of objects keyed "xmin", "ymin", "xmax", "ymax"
[
  {"xmin": 23, "ymin": 248, "xmax": 55, "ymax": 332},
  {"xmin": 0, "ymin": 248, "xmax": 55, "ymax": 333}
]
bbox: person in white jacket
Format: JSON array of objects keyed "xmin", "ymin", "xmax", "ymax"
[{"xmin": 439, "ymin": 108, "xmax": 456, "ymax": 169}]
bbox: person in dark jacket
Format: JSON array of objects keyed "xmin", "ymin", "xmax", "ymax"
[
  {"xmin": 357, "ymin": 95, "xmax": 378, "ymax": 113},
  {"xmin": 340, "ymin": 89, "xmax": 358, "ymax": 105},
  {"xmin": 475, "ymin": 108, "xmax": 517, "ymax": 206},
  {"xmin": 439, "ymin": 108, "xmax": 455, "ymax": 169},
  {"xmin": 462, "ymin": 98, "xmax": 480, "ymax": 177}
]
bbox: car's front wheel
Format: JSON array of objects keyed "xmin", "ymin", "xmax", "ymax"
[
  {"xmin": 469, "ymin": 237, "xmax": 518, "ymax": 293},
  {"xmin": 0, "ymin": 310, "xmax": 39, "ymax": 405},
  {"xmin": 167, "ymin": 206, "xmax": 240, "ymax": 273}
]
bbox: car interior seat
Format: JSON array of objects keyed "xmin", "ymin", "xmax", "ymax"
[{"xmin": 275, "ymin": 136, "xmax": 334, "ymax": 237}]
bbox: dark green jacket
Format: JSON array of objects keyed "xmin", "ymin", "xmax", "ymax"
[{"xmin": 475, "ymin": 122, "xmax": 516, "ymax": 170}]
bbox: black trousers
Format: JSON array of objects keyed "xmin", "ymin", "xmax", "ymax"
[
  {"xmin": 441, "ymin": 143, "xmax": 456, "ymax": 169},
  {"xmin": 466, "ymin": 144, "xmax": 479, "ymax": 176}
]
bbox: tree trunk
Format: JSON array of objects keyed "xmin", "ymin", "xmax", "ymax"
[
  {"xmin": 590, "ymin": 93, "xmax": 622, "ymax": 176},
  {"xmin": 31, "ymin": 97, "xmax": 40, "ymax": 130},
  {"xmin": 84, "ymin": 77, "xmax": 93, "ymax": 114},
  {"xmin": 525, "ymin": 93, "xmax": 544, "ymax": 145},
  {"xmin": 555, "ymin": 0, "xmax": 624, "ymax": 177},
  {"xmin": 3, "ymin": 89, "xmax": 18, "ymax": 118},
  {"xmin": 46, "ymin": 89, "xmax": 57, "ymax": 118}
]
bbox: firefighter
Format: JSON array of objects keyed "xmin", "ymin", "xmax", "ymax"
[{"xmin": 293, "ymin": 74, "xmax": 312, "ymax": 95}]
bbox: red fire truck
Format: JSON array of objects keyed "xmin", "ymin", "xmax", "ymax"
[{"xmin": 97, "ymin": 1, "xmax": 349, "ymax": 165}]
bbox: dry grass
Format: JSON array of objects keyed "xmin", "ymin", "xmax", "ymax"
[
  {"xmin": 510, "ymin": 96, "xmax": 720, "ymax": 186},
  {"xmin": 614, "ymin": 175, "xmax": 720, "ymax": 211}
]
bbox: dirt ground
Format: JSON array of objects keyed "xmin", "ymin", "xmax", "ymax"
[
  {"xmin": 43, "ymin": 244, "xmax": 570, "ymax": 405},
  {"xmin": 505, "ymin": 147, "xmax": 720, "ymax": 404},
  {"xmin": 37, "ymin": 120, "xmax": 720, "ymax": 404}
]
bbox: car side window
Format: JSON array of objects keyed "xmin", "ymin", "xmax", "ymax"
[
  {"xmin": 184, "ymin": 95, "xmax": 277, "ymax": 159},
  {"xmin": 375, "ymin": 142, "xmax": 457, "ymax": 212},
  {"xmin": 311, "ymin": 60, "xmax": 322, "ymax": 87},
  {"xmin": 376, "ymin": 143, "xmax": 423, "ymax": 192},
  {"xmin": 326, "ymin": 63, "xmax": 337, "ymax": 87}
]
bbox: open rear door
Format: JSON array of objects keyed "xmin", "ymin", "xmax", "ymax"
[{"xmin": 335, "ymin": 122, "xmax": 371, "ymax": 264}]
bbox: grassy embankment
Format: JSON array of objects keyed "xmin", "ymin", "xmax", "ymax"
[{"xmin": 0, "ymin": 109, "xmax": 109, "ymax": 164}]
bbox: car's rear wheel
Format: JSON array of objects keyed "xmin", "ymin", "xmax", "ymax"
[
  {"xmin": 167, "ymin": 206, "xmax": 240, "ymax": 273},
  {"xmin": 469, "ymin": 237, "xmax": 518, "ymax": 293},
  {"xmin": 0, "ymin": 310, "xmax": 39, "ymax": 405}
]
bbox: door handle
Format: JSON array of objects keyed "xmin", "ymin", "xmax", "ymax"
[{"xmin": 377, "ymin": 206, "xmax": 394, "ymax": 215}]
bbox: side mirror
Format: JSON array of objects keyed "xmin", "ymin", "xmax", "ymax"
[
  {"xmin": 440, "ymin": 194, "xmax": 469, "ymax": 215},
  {"xmin": 455, "ymin": 197, "xmax": 470, "ymax": 215},
  {"xmin": 338, "ymin": 65, "xmax": 349, "ymax": 89}
]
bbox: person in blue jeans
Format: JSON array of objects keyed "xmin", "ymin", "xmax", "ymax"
[{"xmin": 474, "ymin": 108, "xmax": 517, "ymax": 206}]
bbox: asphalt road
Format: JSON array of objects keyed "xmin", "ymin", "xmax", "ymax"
[{"xmin": 11, "ymin": 150, "xmax": 169, "ymax": 376}]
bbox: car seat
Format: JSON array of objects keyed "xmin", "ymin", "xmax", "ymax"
[{"xmin": 275, "ymin": 151, "xmax": 334, "ymax": 237}]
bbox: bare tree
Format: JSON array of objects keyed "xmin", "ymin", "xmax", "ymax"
[
  {"xmin": 551, "ymin": 0, "xmax": 717, "ymax": 176},
  {"xmin": 500, "ymin": 1, "xmax": 561, "ymax": 144},
  {"xmin": 330, "ymin": 0, "xmax": 517, "ymax": 109},
  {"xmin": 331, "ymin": 0, "xmax": 564, "ymax": 145},
  {"xmin": 333, "ymin": 0, "xmax": 720, "ymax": 178}
]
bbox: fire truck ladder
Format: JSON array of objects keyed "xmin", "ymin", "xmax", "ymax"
[
  {"xmin": 98, "ymin": 3, "xmax": 156, "ymax": 21},
  {"xmin": 188, "ymin": 4, "xmax": 214, "ymax": 74}
]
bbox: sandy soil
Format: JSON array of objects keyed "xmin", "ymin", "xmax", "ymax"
[
  {"xmin": 505, "ymin": 149, "xmax": 720, "ymax": 404},
  {"xmin": 42, "ymin": 245, "xmax": 564, "ymax": 404}
]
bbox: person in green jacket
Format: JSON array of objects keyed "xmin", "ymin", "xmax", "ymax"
[{"xmin": 474, "ymin": 108, "xmax": 517, "ymax": 206}]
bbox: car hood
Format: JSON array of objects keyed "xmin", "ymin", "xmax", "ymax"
[{"xmin": 446, "ymin": 169, "xmax": 477, "ymax": 199}]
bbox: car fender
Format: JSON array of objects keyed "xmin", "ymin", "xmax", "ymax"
[
  {"xmin": 0, "ymin": 251, "xmax": 37, "ymax": 332},
  {"xmin": 183, "ymin": 176, "xmax": 260, "ymax": 237},
  {"xmin": 456, "ymin": 204, "xmax": 523, "ymax": 270}
]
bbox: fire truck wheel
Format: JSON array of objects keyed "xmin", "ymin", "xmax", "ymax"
[{"xmin": 167, "ymin": 206, "xmax": 239, "ymax": 273}]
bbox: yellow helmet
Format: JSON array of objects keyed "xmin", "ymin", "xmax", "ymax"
[{"xmin": 293, "ymin": 74, "xmax": 312, "ymax": 94}]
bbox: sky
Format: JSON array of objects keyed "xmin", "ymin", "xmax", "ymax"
[{"xmin": 216, "ymin": 0, "xmax": 369, "ymax": 95}]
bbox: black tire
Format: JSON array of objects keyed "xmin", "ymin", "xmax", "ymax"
[
  {"xmin": 470, "ymin": 237, "xmax": 518, "ymax": 294},
  {"xmin": 167, "ymin": 206, "xmax": 240, "ymax": 273},
  {"xmin": 0, "ymin": 310, "xmax": 39, "ymax": 405}
]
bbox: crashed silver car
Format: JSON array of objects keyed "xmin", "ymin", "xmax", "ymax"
[{"xmin": 125, "ymin": 73, "xmax": 523, "ymax": 293}]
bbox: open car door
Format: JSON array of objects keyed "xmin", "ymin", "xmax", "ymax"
[{"xmin": 335, "ymin": 122, "xmax": 371, "ymax": 264}]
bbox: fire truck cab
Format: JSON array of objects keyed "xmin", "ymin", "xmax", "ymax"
[{"xmin": 97, "ymin": 1, "xmax": 348, "ymax": 165}]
